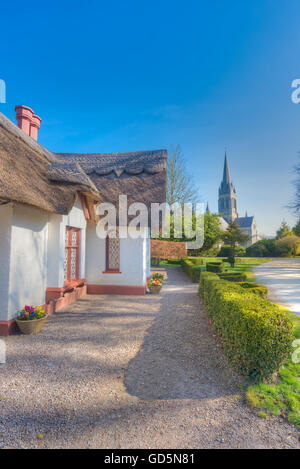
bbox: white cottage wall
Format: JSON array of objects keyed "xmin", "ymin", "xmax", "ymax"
[
  {"xmin": 7, "ymin": 204, "xmax": 48, "ymax": 320},
  {"xmin": 0, "ymin": 203, "xmax": 13, "ymax": 321},
  {"xmin": 86, "ymin": 226, "xmax": 148, "ymax": 287}
]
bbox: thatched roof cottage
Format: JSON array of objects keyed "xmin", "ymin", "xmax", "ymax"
[{"xmin": 0, "ymin": 106, "xmax": 167, "ymax": 335}]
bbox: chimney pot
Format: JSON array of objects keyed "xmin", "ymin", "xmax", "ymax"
[
  {"xmin": 15, "ymin": 105, "xmax": 42, "ymax": 141},
  {"xmin": 30, "ymin": 114, "xmax": 42, "ymax": 141},
  {"xmin": 15, "ymin": 105, "xmax": 34, "ymax": 136}
]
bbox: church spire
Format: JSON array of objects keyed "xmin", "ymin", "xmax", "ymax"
[
  {"xmin": 218, "ymin": 151, "xmax": 238, "ymax": 221},
  {"xmin": 206, "ymin": 202, "xmax": 210, "ymax": 214},
  {"xmin": 222, "ymin": 152, "xmax": 231, "ymax": 185}
]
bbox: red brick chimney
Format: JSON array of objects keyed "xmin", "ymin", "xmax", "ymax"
[{"xmin": 15, "ymin": 105, "xmax": 42, "ymax": 141}]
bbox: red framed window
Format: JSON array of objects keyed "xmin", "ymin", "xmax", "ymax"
[
  {"xmin": 105, "ymin": 235, "xmax": 120, "ymax": 272},
  {"xmin": 64, "ymin": 227, "xmax": 81, "ymax": 282}
]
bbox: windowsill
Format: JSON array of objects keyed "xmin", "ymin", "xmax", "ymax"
[{"xmin": 102, "ymin": 270, "xmax": 122, "ymax": 274}]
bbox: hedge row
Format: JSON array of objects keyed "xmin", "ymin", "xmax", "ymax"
[
  {"xmin": 181, "ymin": 259, "xmax": 204, "ymax": 282},
  {"xmin": 199, "ymin": 272, "xmax": 293, "ymax": 379},
  {"xmin": 206, "ymin": 262, "xmax": 224, "ymax": 273},
  {"xmin": 237, "ymin": 282, "xmax": 268, "ymax": 299},
  {"xmin": 218, "ymin": 272, "xmax": 248, "ymax": 282}
]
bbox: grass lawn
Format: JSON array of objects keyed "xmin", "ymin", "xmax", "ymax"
[
  {"xmin": 221, "ymin": 257, "xmax": 270, "ymax": 281},
  {"xmin": 158, "ymin": 257, "xmax": 270, "ymax": 273},
  {"xmin": 190, "ymin": 257, "xmax": 269, "ymax": 280},
  {"xmin": 246, "ymin": 305, "xmax": 300, "ymax": 428}
]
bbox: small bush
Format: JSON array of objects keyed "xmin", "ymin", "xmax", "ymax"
[
  {"xmin": 237, "ymin": 282, "xmax": 268, "ymax": 299},
  {"xmin": 182, "ymin": 259, "xmax": 204, "ymax": 282},
  {"xmin": 218, "ymin": 245, "xmax": 246, "ymax": 258},
  {"xmin": 151, "ymin": 257, "xmax": 161, "ymax": 267},
  {"xmin": 166, "ymin": 258, "xmax": 183, "ymax": 265},
  {"xmin": 199, "ymin": 272, "xmax": 293, "ymax": 379},
  {"xmin": 218, "ymin": 272, "xmax": 248, "ymax": 282},
  {"xmin": 206, "ymin": 262, "xmax": 225, "ymax": 273}
]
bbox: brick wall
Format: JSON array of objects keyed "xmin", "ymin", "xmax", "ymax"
[{"xmin": 150, "ymin": 240, "xmax": 187, "ymax": 259}]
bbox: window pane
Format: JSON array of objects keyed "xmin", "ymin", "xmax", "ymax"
[
  {"xmin": 71, "ymin": 248, "xmax": 77, "ymax": 278},
  {"xmin": 64, "ymin": 248, "xmax": 68, "ymax": 281},
  {"xmin": 72, "ymin": 230, "xmax": 77, "ymax": 246},
  {"xmin": 109, "ymin": 238, "xmax": 120, "ymax": 270},
  {"xmin": 65, "ymin": 228, "xmax": 69, "ymax": 245}
]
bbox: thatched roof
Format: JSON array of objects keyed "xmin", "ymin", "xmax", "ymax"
[
  {"xmin": 0, "ymin": 112, "xmax": 99, "ymax": 214},
  {"xmin": 0, "ymin": 110, "xmax": 167, "ymax": 217},
  {"xmin": 54, "ymin": 150, "xmax": 167, "ymax": 210}
]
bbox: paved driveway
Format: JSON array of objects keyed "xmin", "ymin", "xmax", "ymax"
[
  {"xmin": 0, "ymin": 267, "xmax": 299, "ymax": 448},
  {"xmin": 254, "ymin": 259, "xmax": 300, "ymax": 314}
]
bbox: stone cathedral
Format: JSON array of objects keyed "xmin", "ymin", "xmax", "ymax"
[{"xmin": 213, "ymin": 153, "xmax": 259, "ymax": 246}]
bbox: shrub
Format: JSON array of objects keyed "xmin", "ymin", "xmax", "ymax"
[
  {"xmin": 165, "ymin": 258, "xmax": 183, "ymax": 265},
  {"xmin": 246, "ymin": 236, "xmax": 300, "ymax": 257},
  {"xmin": 218, "ymin": 272, "xmax": 248, "ymax": 282},
  {"xmin": 218, "ymin": 245, "xmax": 246, "ymax": 258},
  {"xmin": 151, "ymin": 257, "xmax": 161, "ymax": 266},
  {"xmin": 182, "ymin": 259, "xmax": 204, "ymax": 282},
  {"xmin": 276, "ymin": 236, "xmax": 300, "ymax": 257},
  {"xmin": 237, "ymin": 282, "xmax": 268, "ymax": 299},
  {"xmin": 246, "ymin": 239, "xmax": 275, "ymax": 257},
  {"xmin": 206, "ymin": 262, "xmax": 225, "ymax": 273},
  {"xmin": 199, "ymin": 272, "xmax": 293, "ymax": 379}
]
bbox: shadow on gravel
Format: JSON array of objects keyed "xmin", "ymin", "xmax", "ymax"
[{"xmin": 125, "ymin": 267, "xmax": 241, "ymax": 400}]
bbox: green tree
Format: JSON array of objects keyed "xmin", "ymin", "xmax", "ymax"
[
  {"xmin": 222, "ymin": 219, "xmax": 250, "ymax": 267},
  {"xmin": 276, "ymin": 221, "xmax": 293, "ymax": 239},
  {"xmin": 293, "ymin": 220, "xmax": 300, "ymax": 236}
]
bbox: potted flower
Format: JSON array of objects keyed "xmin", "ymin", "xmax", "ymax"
[
  {"xmin": 148, "ymin": 278, "xmax": 162, "ymax": 294},
  {"xmin": 16, "ymin": 305, "xmax": 47, "ymax": 335},
  {"xmin": 152, "ymin": 272, "xmax": 167, "ymax": 282}
]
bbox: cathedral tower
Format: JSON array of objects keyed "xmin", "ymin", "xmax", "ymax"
[{"xmin": 218, "ymin": 153, "xmax": 238, "ymax": 221}]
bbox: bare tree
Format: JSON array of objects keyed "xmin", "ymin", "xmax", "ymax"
[
  {"xmin": 166, "ymin": 145, "xmax": 199, "ymax": 205},
  {"xmin": 291, "ymin": 156, "xmax": 300, "ymax": 214}
]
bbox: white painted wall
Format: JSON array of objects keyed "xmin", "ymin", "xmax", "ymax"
[
  {"xmin": 86, "ymin": 226, "xmax": 149, "ymax": 286},
  {"xmin": 7, "ymin": 204, "xmax": 48, "ymax": 320},
  {"xmin": 0, "ymin": 204, "xmax": 13, "ymax": 320},
  {"xmin": 1, "ymin": 195, "xmax": 87, "ymax": 321}
]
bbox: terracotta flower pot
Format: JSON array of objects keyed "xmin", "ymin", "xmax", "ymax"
[
  {"xmin": 149, "ymin": 285, "xmax": 162, "ymax": 294},
  {"xmin": 16, "ymin": 315, "xmax": 48, "ymax": 335}
]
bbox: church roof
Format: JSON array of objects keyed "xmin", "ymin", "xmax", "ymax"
[
  {"xmin": 223, "ymin": 153, "xmax": 231, "ymax": 185},
  {"xmin": 235, "ymin": 216, "xmax": 254, "ymax": 228}
]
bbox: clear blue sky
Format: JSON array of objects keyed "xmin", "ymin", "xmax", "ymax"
[{"xmin": 1, "ymin": 0, "xmax": 300, "ymax": 236}]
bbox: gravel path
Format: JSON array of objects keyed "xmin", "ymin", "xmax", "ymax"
[
  {"xmin": 0, "ymin": 267, "xmax": 299, "ymax": 449},
  {"xmin": 254, "ymin": 259, "xmax": 300, "ymax": 315}
]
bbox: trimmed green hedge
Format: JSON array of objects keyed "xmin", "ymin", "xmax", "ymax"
[
  {"xmin": 218, "ymin": 272, "xmax": 248, "ymax": 282},
  {"xmin": 237, "ymin": 282, "xmax": 268, "ymax": 299},
  {"xmin": 206, "ymin": 262, "xmax": 225, "ymax": 273},
  {"xmin": 182, "ymin": 259, "xmax": 205, "ymax": 282},
  {"xmin": 199, "ymin": 272, "xmax": 293, "ymax": 379}
]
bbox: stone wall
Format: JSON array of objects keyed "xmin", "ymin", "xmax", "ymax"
[{"xmin": 150, "ymin": 240, "xmax": 187, "ymax": 259}]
